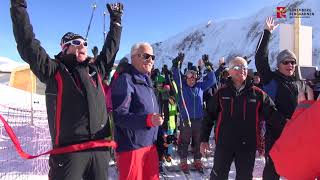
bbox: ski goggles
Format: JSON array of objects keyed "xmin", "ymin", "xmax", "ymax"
[
  {"xmin": 137, "ymin": 53, "xmax": 155, "ymax": 61},
  {"xmin": 230, "ymin": 65, "xmax": 248, "ymax": 71},
  {"xmin": 63, "ymin": 39, "xmax": 88, "ymax": 47}
]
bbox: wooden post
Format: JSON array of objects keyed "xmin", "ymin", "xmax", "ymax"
[{"xmin": 294, "ymin": 16, "xmax": 301, "ymax": 65}]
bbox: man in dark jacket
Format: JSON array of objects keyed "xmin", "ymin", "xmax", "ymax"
[
  {"xmin": 255, "ymin": 17, "xmax": 310, "ymax": 180},
  {"xmin": 200, "ymin": 57, "xmax": 284, "ymax": 180},
  {"xmin": 111, "ymin": 42, "xmax": 163, "ymax": 180},
  {"xmin": 10, "ymin": 0, "xmax": 122, "ymax": 179},
  {"xmin": 172, "ymin": 53, "xmax": 216, "ymax": 173}
]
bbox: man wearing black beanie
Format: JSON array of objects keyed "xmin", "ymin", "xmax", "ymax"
[{"xmin": 10, "ymin": 0, "xmax": 123, "ymax": 179}]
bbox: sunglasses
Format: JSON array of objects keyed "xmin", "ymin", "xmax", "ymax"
[
  {"xmin": 231, "ymin": 65, "xmax": 248, "ymax": 71},
  {"xmin": 64, "ymin": 39, "xmax": 88, "ymax": 47},
  {"xmin": 282, "ymin": 61, "xmax": 296, "ymax": 65},
  {"xmin": 137, "ymin": 53, "xmax": 155, "ymax": 61}
]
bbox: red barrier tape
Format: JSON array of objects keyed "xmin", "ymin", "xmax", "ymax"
[{"xmin": 0, "ymin": 114, "xmax": 117, "ymax": 159}]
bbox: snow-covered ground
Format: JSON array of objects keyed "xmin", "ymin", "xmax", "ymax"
[{"xmin": 0, "ymin": 84, "xmax": 270, "ymax": 179}]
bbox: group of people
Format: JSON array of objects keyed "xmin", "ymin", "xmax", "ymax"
[{"xmin": 9, "ymin": 0, "xmax": 319, "ymax": 180}]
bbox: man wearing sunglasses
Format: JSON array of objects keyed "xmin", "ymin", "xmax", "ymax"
[
  {"xmin": 200, "ymin": 57, "xmax": 283, "ymax": 180},
  {"xmin": 111, "ymin": 42, "xmax": 163, "ymax": 180},
  {"xmin": 10, "ymin": 0, "xmax": 123, "ymax": 179},
  {"xmin": 255, "ymin": 17, "xmax": 311, "ymax": 180},
  {"xmin": 171, "ymin": 53, "xmax": 216, "ymax": 173}
]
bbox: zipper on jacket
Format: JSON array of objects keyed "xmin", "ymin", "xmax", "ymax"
[
  {"xmin": 243, "ymin": 96, "xmax": 246, "ymax": 120},
  {"xmin": 148, "ymin": 87, "xmax": 155, "ymax": 112}
]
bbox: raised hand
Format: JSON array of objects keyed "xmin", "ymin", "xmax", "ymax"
[
  {"xmin": 202, "ymin": 54, "xmax": 209, "ymax": 63},
  {"xmin": 91, "ymin": 46, "xmax": 98, "ymax": 58},
  {"xmin": 265, "ymin": 17, "xmax": 279, "ymax": 33},
  {"xmin": 202, "ymin": 54, "xmax": 213, "ymax": 71},
  {"xmin": 178, "ymin": 52, "xmax": 185, "ymax": 62},
  {"xmin": 107, "ymin": 3, "xmax": 124, "ymax": 24},
  {"xmin": 172, "ymin": 52, "xmax": 185, "ymax": 68}
]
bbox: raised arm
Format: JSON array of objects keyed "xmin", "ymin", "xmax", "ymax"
[
  {"xmin": 255, "ymin": 17, "xmax": 279, "ymax": 84},
  {"xmin": 199, "ymin": 54, "xmax": 217, "ymax": 91},
  {"xmin": 199, "ymin": 70, "xmax": 216, "ymax": 91},
  {"xmin": 171, "ymin": 53, "xmax": 185, "ymax": 90},
  {"xmin": 94, "ymin": 3, "xmax": 123, "ymax": 77},
  {"xmin": 10, "ymin": 0, "xmax": 58, "ymax": 83}
]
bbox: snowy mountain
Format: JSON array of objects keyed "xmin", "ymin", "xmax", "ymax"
[{"xmin": 151, "ymin": 0, "xmax": 320, "ymax": 70}]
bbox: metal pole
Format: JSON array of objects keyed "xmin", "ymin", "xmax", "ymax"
[
  {"xmin": 85, "ymin": 2, "xmax": 97, "ymax": 40},
  {"xmin": 30, "ymin": 70, "xmax": 34, "ymax": 125},
  {"xmin": 103, "ymin": 11, "xmax": 107, "ymax": 40}
]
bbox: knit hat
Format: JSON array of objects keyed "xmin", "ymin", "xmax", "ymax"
[
  {"xmin": 277, "ymin": 49, "xmax": 297, "ymax": 67},
  {"xmin": 60, "ymin": 32, "xmax": 85, "ymax": 54},
  {"xmin": 60, "ymin": 32, "xmax": 85, "ymax": 46}
]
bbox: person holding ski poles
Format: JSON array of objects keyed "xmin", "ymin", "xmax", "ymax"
[
  {"xmin": 171, "ymin": 52, "xmax": 216, "ymax": 174},
  {"xmin": 10, "ymin": 0, "xmax": 123, "ymax": 179}
]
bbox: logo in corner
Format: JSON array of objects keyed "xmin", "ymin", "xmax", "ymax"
[{"xmin": 277, "ymin": 7, "xmax": 287, "ymax": 18}]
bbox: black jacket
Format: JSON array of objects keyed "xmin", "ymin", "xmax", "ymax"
[
  {"xmin": 201, "ymin": 78, "xmax": 284, "ymax": 151},
  {"xmin": 255, "ymin": 30, "xmax": 306, "ymax": 138},
  {"xmin": 10, "ymin": 1, "xmax": 122, "ymax": 147}
]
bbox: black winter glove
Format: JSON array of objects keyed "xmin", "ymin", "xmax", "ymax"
[
  {"xmin": 172, "ymin": 58, "xmax": 179, "ymax": 68},
  {"xmin": 202, "ymin": 54, "xmax": 209, "ymax": 63},
  {"xmin": 11, "ymin": 0, "xmax": 27, "ymax": 8},
  {"xmin": 202, "ymin": 54, "xmax": 213, "ymax": 71},
  {"xmin": 107, "ymin": 3, "xmax": 124, "ymax": 25},
  {"xmin": 91, "ymin": 46, "xmax": 99, "ymax": 58},
  {"xmin": 172, "ymin": 52, "xmax": 185, "ymax": 68}
]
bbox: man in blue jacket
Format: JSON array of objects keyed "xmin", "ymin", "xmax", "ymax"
[
  {"xmin": 171, "ymin": 53, "xmax": 216, "ymax": 173},
  {"xmin": 111, "ymin": 42, "xmax": 163, "ymax": 180}
]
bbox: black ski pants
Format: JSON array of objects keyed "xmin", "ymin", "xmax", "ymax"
[
  {"xmin": 49, "ymin": 149, "xmax": 110, "ymax": 180},
  {"xmin": 210, "ymin": 146, "xmax": 256, "ymax": 180}
]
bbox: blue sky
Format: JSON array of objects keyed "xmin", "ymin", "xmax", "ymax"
[{"xmin": 0, "ymin": 0, "xmax": 281, "ymax": 62}]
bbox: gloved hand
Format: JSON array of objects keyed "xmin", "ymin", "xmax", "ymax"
[
  {"xmin": 107, "ymin": 3, "xmax": 124, "ymax": 25},
  {"xmin": 11, "ymin": 0, "xmax": 27, "ymax": 8},
  {"xmin": 202, "ymin": 54, "xmax": 213, "ymax": 71},
  {"xmin": 91, "ymin": 46, "xmax": 99, "ymax": 58},
  {"xmin": 172, "ymin": 52, "xmax": 185, "ymax": 68},
  {"xmin": 202, "ymin": 54, "xmax": 209, "ymax": 63}
]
